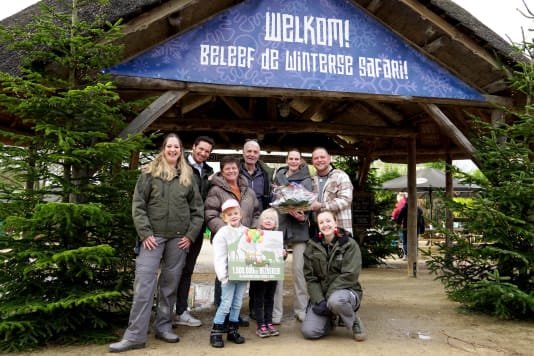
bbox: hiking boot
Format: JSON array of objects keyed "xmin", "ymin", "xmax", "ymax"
[
  {"xmin": 210, "ymin": 323, "xmax": 225, "ymax": 348},
  {"xmin": 227, "ymin": 321, "xmax": 245, "ymax": 344},
  {"xmin": 352, "ymin": 315, "xmax": 367, "ymax": 342},
  {"xmin": 109, "ymin": 339, "xmax": 145, "ymax": 353},
  {"xmin": 238, "ymin": 315, "xmax": 250, "ymax": 327},
  {"xmin": 256, "ymin": 324, "xmax": 270, "ymax": 338},
  {"xmin": 267, "ymin": 323, "xmax": 279, "ymax": 336},
  {"xmin": 174, "ymin": 310, "xmax": 202, "ymax": 327}
]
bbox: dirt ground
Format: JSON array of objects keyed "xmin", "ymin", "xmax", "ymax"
[{"xmin": 24, "ymin": 243, "xmax": 533, "ymax": 356}]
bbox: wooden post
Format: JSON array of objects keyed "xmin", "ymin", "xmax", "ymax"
[
  {"xmin": 445, "ymin": 154, "xmax": 454, "ymax": 247},
  {"xmin": 407, "ymin": 137, "xmax": 418, "ymax": 277}
]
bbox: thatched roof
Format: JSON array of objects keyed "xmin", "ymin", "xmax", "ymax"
[{"xmin": 0, "ymin": 0, "xmax": 528, "ymax": 169}]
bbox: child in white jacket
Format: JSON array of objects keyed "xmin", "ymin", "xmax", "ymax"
[{"xmin": 210, "ymin": 199, "xmax": 247, "ymax": 348}]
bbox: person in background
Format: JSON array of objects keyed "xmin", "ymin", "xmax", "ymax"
[
  {"xmin": 395, "ymin": 197, "xmax": 426, "ymax": 260},
  {"xmin": 205, "ymin": 155, "xmax": 260, "ymax": 326},
  {"xmin": 210, "ymin": 199, "xmax": 249, "ymax": 348},
  {"xmin": 250, "ymin": 208, "xmax": 282, "ymax": 338},
  {"xmin": 174, "ymin": 136, "xmax": 214, "ymax": 328},
  {"xmin": 239, "ymin": 139, "xmax": 275, "ymax": 322},
  {"xmin": 109, "ymin": 133, "xmax": 203, "ymax": 353},
  {"xmin": 310, "ymin": 147, "xmax": 354, "ymax": 235},
  {"xmin": 391, "ymin": 192, "xmax": 407, "ymax": 258},
  {"xmin": 301, "ymin": 210, "xmax": 366, "ymax": 342},
  {"xmin": 273, "ymin": 149, "xmax": 312, "ymax": 322},
  {"xmin": 391, "ymin": 192, "xmax": 407, "ymax": 222}
]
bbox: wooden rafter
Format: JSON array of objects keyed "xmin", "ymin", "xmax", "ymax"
[
  {"xmin": 420, "ymin": 103, "xmax": 475, "ymax": 156},
  {"xmin": 219, "ymin": 96, "xmax": 251, "ymax": 119},
  {"xmin": 119, "ymin": 90, "xmax": 188, "ymax": 138},
  {"xmin": 111, "ymin": 76, "xmax": 513, "ymax": 107},
  {"xmin": 399, "ymin": 0, "xmax": 506, "ymax": 72},
  {"xmin": 122, "ymin": 0, "xmax": 198, "ymax": 36},
  {"xmin": 154, "ymin": 118, "xmax": 416, "ymax": 138}
]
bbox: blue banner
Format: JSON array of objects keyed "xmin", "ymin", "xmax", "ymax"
[{"xmin": 105, "ymin": 0, "xmax": 485, "ymax": 101}]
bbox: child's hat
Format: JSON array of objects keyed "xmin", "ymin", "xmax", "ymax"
[{"xmin": 221, "ymin": 198, "xmax": 240, "ymax": 212}]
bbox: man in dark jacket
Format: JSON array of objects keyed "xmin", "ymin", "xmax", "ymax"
[
  {"xmin": 240, "ymin": 139, "xmax": 274, "ymax": 210},
  {"xmin": 174, "ymin": 136, "xmax": 215, "ymax": 327}
]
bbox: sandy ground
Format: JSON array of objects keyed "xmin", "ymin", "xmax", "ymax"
[{"xmin": 23, "ymin": 242, "xmax": 533, "ymax": 356}]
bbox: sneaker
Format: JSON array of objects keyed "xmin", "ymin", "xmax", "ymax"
[
  {"xmin": 109, "ymin": 339, "xmax": 145, "ymax": 353},
  {"xmin": 267, "ymin": 323, "xmax": 279, "ymax": 336},
  {"xmin": 271, "ymin": 317, "xmax": 281, "ymax": 325},
  {"xmin": 352, "ymin": 315, "xmax": 367, "ymax": 342},
  {"xmin": 174, "ymin": 310, "xmax": 202, "ymax": 327},
  {"xmin": 256, "ymin": 325, "xmax": 270, "ymax": 338}
]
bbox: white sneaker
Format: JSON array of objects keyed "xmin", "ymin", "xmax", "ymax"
[{"xmin": 174, "ymin": 310, "xmax": 202, "ymax": 327}]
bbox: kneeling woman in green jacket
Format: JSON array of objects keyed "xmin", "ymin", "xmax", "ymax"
[
  {"xmin": 301, "ymin": 210, "xmax": 367, "ymax": 342},
  {"xmin": 109, "ymin": 133, "xmax": 204, "ymax": 353}
]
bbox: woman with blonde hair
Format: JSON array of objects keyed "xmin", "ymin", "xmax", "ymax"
[{"xmin": 109, "ymin": 133, "xmax": 204, "ymax": 353}]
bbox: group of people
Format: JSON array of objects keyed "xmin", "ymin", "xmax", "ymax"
[{"xmin": 109, "ymin": 134, "xmax": 367, "ymax": 353}]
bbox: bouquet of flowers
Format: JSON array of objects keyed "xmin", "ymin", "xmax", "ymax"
[{"xmin": 270, "ymin": 182, "xmax": 317, "ymax": 213}]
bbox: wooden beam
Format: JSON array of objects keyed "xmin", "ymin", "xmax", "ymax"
[
  {"xmin": 154, "ymin": 118, "xmax": 416, "ymax": 138},
  {"xmin": 122, "ymin": 0, "xmax": 198, "ymax": 35},
  {"xmin": 399, "ymin": 0, "xmax": 506, "ymax": 72},
  {"xmin": 300, "ymin": 101, "xmax": 325, "ymax": 121},
  {"xmin": 365, "ymin": 101, "xmax": 404, "ymax": 125},
  {"xmin": 421, "ymin": 103, "xmax": 475, "ymax": 156},
  {"xmin": 112, "ymin": 76, "xmax": 513, "ymax": 107},
  {"xmin": 373, "ymin": 147, "xmax": 465, "ymax": 157},
  {"xmin": 367, "ymin": 0, "xmax": 383, "ymax": 13},
  {"xmin": 219, "ymin": 96, "xmax": 251, "ymax": 119},
  {"xmin": 482, "ymin": 79, "xmax": 508, "ymax": 94},
  {"xmin": 181, "ymin": 95, "xmax": 212, "ymax": 114},
  {"xmin": 119, "ymin": 90, "xmax": 187, "ymax": 138},
  {"xmin": 423, "ymin": 35, "xmax": 450, "ymax": 54}
]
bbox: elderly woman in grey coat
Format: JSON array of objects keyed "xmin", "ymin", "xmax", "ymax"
[{"xmin": 272, "ymin": 149, "xmax": 312, "ymax": 322}]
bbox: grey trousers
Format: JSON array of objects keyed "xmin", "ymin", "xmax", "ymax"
[
  {"xmin": 301, "ymin": 289, "xmax": 360, "ymax": 339},
  {"xmin": 291, "ymin": 242, "xmax": 309, "ymax": 319},
  {"xmin": 123, "ymin": 236, "xmax": 187, "ymax": 343},
  {"xmin": 272, "ymin": 242, "xmax": 309, "ymax": 321}
]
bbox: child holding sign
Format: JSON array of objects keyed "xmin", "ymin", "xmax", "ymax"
[
  {"xmin": 210, "ymin": 199, "xmax": 247, "ymax": 348},
  {"xmin": 250, "ymin": 208, "xmax": 283, "ymax": 338}
]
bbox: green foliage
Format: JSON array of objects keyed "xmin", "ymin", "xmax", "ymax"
[
  {"xmin": 0, "ymin": 3, "xmax": 150, "ymax": 351},
  {"xmin": 426, "ymin": 25, "xmax": 534, "ymax": 320}
]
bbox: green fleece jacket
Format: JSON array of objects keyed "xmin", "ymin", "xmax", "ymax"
[
  {"xmin": 303, "ymin": 228, "xmax": 363, "ymax": 304},
  {"xmin": 132, "ymin": 172, "xmax": 204, "ymax": 241}
]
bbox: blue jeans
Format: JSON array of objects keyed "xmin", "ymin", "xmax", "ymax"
[{"xmin": 213, "ymin": 281, "xmax": 247, "ymax": 324}]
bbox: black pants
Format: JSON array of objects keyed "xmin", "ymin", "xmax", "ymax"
[
  {"xmin": 175, "ymin": 233, "xmax": 204, "ymax": 314},
  {"xmin": 249, "ymin": 280, "xmax": 277, "ymax": 326}
]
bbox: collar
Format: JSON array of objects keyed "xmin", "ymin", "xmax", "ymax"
[{"xmin": 188, "ymin": 154, "xmax": 203, "ymax": 171}]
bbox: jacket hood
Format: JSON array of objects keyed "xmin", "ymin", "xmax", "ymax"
[{"xmin": 275, "ymin": 164, "xmax": 311, "ymax": 185}]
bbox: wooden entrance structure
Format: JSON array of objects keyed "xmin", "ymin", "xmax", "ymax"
[{"xmin": 0, "ymin": 0, "xmax": 526, "ymax": 276}]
